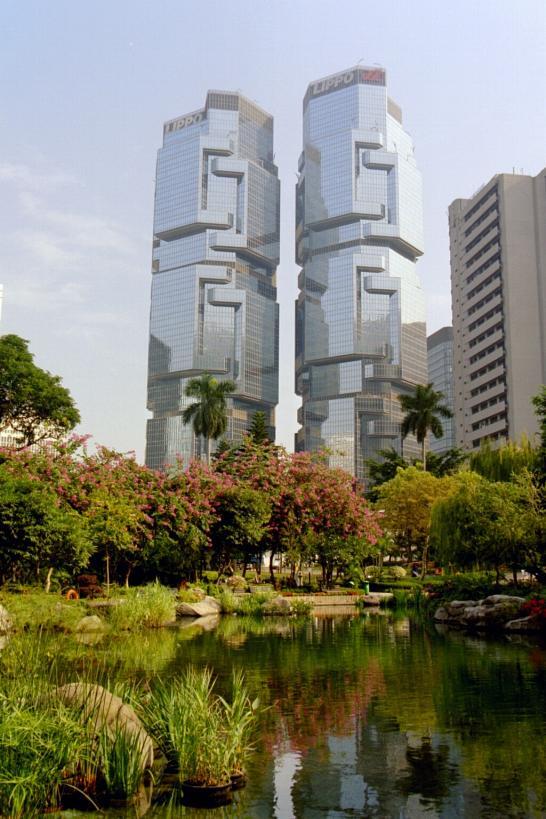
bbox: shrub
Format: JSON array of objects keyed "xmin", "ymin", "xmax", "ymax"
[{"xmin": 521, "ymin": 597, "xmax": 546, "ymax": 627}]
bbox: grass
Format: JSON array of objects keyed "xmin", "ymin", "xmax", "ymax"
[
  {"xmin": 0, "ymin": 676, "xmax": 95, "ymax": 817},
  {"xmin": 98, "ymin": 719, "xmax": 148, "ymax": 800},
  {"xmin": 107, "ymin": 583, "xmax": 176, "ymax": 630},
  {"xmin": 0, "ymin": 589, "xmax": 87, "ymax": 632},
  {"xmin": 139, "ymin": 667, "xmax": 257, "ymax": 787}
]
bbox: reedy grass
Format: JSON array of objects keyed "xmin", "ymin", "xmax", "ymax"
[
  {"xmin": 107, "ymin": 582, "xmax": 176, "ymax": 630},
  {"xmin": 139, "ymin": 667, "xmax": 257, "ymax": 787},
  {"xmin": 98, "ymin": 719, "xmax": 148, "ymax": 800}
]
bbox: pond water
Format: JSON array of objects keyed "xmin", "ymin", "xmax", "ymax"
[{"xmin": 46, "ymin": 612, "xmax": 546, "ymax": 817}]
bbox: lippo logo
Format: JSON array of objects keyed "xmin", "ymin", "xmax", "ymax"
[
  {"xmin": 305, "ymin": 67, "xmax": 385, "ymax": 106},
  {"xmin": 164, "ymin": 110, "xmax": 205, "ymax": 134}
]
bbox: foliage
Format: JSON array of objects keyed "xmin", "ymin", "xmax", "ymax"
[
  {"xmin": 532, "ymin": 385, "xmax": 546, "ymax": 486},
  {"xmin": 377, "ymin": 467, "xmax": 452, "ymax": 567},
  {"xmin": 520, "ymin": 596, "xmax": 546, "ymax": 627},
  {"xmin": 140, "ymin": 667, "xmax": 256, "ymax": 786},
  {"xmin": 366, "ymin": 447, "xmax": 465, "ymax": 500},
  {"xmin": 0, "ymin": 334, "xmax": 80, "ymax": 448},
  {"xmin": 0, "ymin": 690, "xmax": 92, "ymax": 817},
  {"xmin": 182, "ymin": 373, "xmax": 236, "ymax": 463},
  {"xmin": 248, "ymin": 411, "xmax": 271, "ymax": 444},
  {"xmin": 106, "ymin": 583, "xmax": 175, "ymax": 630},
  {"xmin": 215, "ymin": 440, "xmax": 382, "ymax": 584},
  {"xmin": 399, "ymin": 383, "xmax": 453, "ymax": 469},
  {"xmin": 98, "ymin": 721, "xmax": 146, "ymax": 800},
  {"xmin": 430, "ymin": 471, "xmax": 544, "ymax": 580},
  {"xmin": 210, "ymin": 485, "xmax": 271, "ymax": 573},
  {"xmin": 0, "ymin": 472, "xmax": 92, "ymax": 586},
  {"xmin": 469, "ymin": 437, "xmax": 537, "ymax": 482}
]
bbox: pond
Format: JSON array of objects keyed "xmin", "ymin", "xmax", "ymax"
[{"xmin": 17, "ymin": 611, "xmax": 546, "ymax": 817}]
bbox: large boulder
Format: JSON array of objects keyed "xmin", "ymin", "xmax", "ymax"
[
  {"xmin": 176, "ymin": 595, "xmax": 222, "ymax": 618},
  {"xmin": 505, "ymin": 615, "xmax": 544, "ymax": 633},
  {"xmin": 263, "ymin": 596, "xmax": 293, "ymax": 615},
  {"xmin": 76, "ymin": 615, "xmax": 105, "ymax": 633},
  {"xmin": 0, "ymin": 604, "xmax": 12, "ymax": 634},
  {"xmin": 55, "ymin": 683, "xmax": 153, "ymax": 771},
  {"xmin": 434, "ymin": 595, "xmax": 527, "ymax": 631}
]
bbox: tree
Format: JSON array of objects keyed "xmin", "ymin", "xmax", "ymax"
[
  {"xmin": 377, "ymin": 466, "xmax": 452, "ymax": 573},
  {"xmin": 0, "ymin": 472, "xmax": 92, "ymax": 586},
  {"xmin": 366, "ymin": 447, "xmax": 465, "ymax": 500},
  {"xmin": 532, "ymin": 384, "xmax": 546, "ymax": 486},
  {"xmin": 248, "ymin": 411, "xmax": 271, "ymax": 444},
  {"xmin": 399, "ymin": 384, "xmax": 453, "ymax": 470},
  {"xmin": 210, "ymin": 485, "xmax": 271, "ymax": 576},
  {"xmin": 469, "ymin": 437, "xmax": 537, "ymax": 482},
  {"xmin": 0, "ymin": 335, "xmax": 80, "ymax": 447},
  {"xmin": 182, "ymin": 374, "xmax": 236, "ymax": 464},
  {"xmin": 430, "ymin": 471, "xmax": 539, "ymax": 582}
]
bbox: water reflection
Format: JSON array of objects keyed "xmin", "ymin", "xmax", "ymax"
[{"xmin": 35, "ymin": 614, "xmax": 546, "ymax": 817}]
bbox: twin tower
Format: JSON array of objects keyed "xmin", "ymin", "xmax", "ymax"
[{"xmin": 145, "ymin": 67, "xmax": 427, "ymax": 480}]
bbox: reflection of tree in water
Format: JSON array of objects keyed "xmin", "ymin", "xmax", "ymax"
[{"xmin": 397, "ymin": 735, "xmax": 458, "ymax": 805}]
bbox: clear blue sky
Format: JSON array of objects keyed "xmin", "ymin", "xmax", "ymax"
[{"xmin": 1, "ymin": 0, "xmax": 545, "ymax": 459}]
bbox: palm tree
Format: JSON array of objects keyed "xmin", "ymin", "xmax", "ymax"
[
  {"xmin": 182, "ymin": 374, "xmax": 236, "ymax": 463},
  {"xmin": 399, "ymin": 383, "xmax": 453, "ymax": 471}
]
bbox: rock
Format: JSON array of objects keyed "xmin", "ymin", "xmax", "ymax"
[
  {"xmin": 482, "ymin": 594, "xmax": 526, "ymax": 606},
  {"xmin": 56, "ymin": 683, "xmax": 153, "ymax": 771},
  {"xmin": 505, "ymin": 615, "xmax": 544, "ymax": 633},
  {"xmin": 446, "ymin": 600, "xmax": 477, "ymax": 610},
  {"xmin": 0, "ymin": 604, "xmax": 12, "ymax": 634},
  {"xmin": 434, "ymin": 595, "xmax": 526, "ymax": 631},
  {"xmin": 176, "ymin": 595, "xmax": 222, "ymax": 618},
  {"xmin": 263, "ymin": 596, "xmax": 293, "ymax": 615},
  {"xmin": 76, "ymin": 615, "xmax": 105, "ymax": 633}
]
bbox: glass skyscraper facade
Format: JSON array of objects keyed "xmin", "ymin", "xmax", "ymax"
[
  {"xmin": 146, "ymin": 92, "xmax": 280, "ymax": 470},
  {"xmin": 295, "ymin": 67, "xmax": 427, "ymax": 479},
  {"xmin": 427, "ymin": 326, "xmax": 455, "ymax": 454}
]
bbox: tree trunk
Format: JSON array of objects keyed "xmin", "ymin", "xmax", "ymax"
[
  {"xmin": 269, "ymin": 551, "xmax": 276, "ymax": 585},
  {"xmin": 44, "ymin": 567, "xmax": 53, "ymax": 593},
  {"xmin": 124, "ymin": 566, "xmax": 131, "ymax": 588},
  {"xmin": 205, "ymin": 435, "xmax": 210, "ymax": 465},
  {"xmin": 512, "ymin": 566, "xmax": 518, "ymax": 585},
  {"xmin": 422, "ymin": 438, "xmax": 427, "ymax": 471},
  {"xmin": 420, "ymin": 538, "xmax": 429, "ymax": 580}
]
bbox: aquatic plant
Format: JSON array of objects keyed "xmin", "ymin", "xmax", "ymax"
[
  {"xmin": 220, "ymin": 670, "xmax": 257, "ymax": 776},
  {"xmin": 107, "ymin": 582, "xmax": 176, "ymax": 630},
  {"xmin": 140, "ymin": 667, "xmax": 257, "ymax": 787},
  {"xmin": 98, "ymin": 719, "xmax": 147, "ymax": 800},
  {"xmin": 0, "ymin": 690, "xmax": 93, "ymax": 817}
]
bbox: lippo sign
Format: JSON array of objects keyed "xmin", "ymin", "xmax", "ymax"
[
  {"xmin": 304, "ymin": 67, "xmax": 385, "ymax": 108},
  {"xmin": 164, "ymin": 109, "xmax": 206, "ymax": 134}
]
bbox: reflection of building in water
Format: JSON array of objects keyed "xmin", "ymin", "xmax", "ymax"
[
  {"xmin": 295, "ymin": 66, "xmax": 427, "ymax": 480},
  {"xmin": 145, "ymin": 92, "xmax": 280, "ymax": 469}
]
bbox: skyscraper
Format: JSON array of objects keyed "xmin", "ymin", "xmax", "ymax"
[
  {"xmin": 145, "ymin": 92, "xmax": 280, "ymax": 470},
  {"xmin": 449, "ymin": 168, "xmax": 546, "ymax": 450},
  {"xmin": 295, "ymin": 67, "xmax": 427, "ymax": 479},
  {"xmin": 427, "ymin": 326, "xmax": 455, "ymax": 453}
]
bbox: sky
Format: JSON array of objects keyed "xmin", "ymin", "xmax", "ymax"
[{"xmin": 1, "ymin": 0, "xmax": 545, "ymax": 460}]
